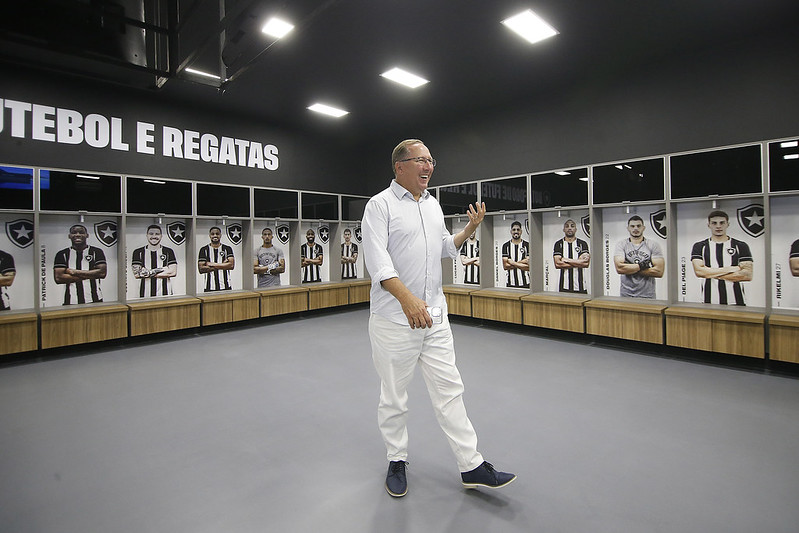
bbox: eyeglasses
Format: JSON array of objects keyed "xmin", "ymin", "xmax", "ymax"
[{"xmin": 398, "ymin": 157, "xmax": 436, "ymax": 167}]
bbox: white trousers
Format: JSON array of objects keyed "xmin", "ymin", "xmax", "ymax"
[{"xmin": 369, "ymin": 313, "xmax": 484, "ymax": 472}]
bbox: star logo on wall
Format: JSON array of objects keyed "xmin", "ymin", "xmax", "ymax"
[
  {"xmin": 737, "ymin": 203, "xmax": 765, "ymax": 238},
  {"xmin": 167, "ymin": 221, "xmax": 186, "ymax": 246},
  {"xmin": 5, "ymin": 219, "xmax": 34, "ymax": 248},
  {"xmin": 94, "ymin": 220, "xmax": 118, "ymax": 247},
  {"xmin": 226, "ymin": 223, "xmax": 243, "ymax": 245}
]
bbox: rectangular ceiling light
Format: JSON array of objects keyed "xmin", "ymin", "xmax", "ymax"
[
  {"xmin": 381, "ymin": 67, "xmax": 429, "ymax": 89},
  {"xmin": 555, "ymin": 171, "xmax": 570, "ymax": 176},
  {"xmin": 77, "ymin": 174, "xmax": 100, "ymax": 180},
  {"xmin": 780, "ymin": 140, "xmax": 798, "ymax": 148},
  {"xmin": 308, "ymin": 103, "xmax": 349, "ymax": 118},
  {"xmin": 502, "ymin": 9, "xmax": 558, "ymax": 44},
  {"xmin": 784, "ymin": 154, "xmax": 799, "ymax": 160},
  {"xmin": 185, "ymin": 68, "xmax": 221, "ymax": 80},
  {"xmin": 262, "ymin": 17, "xmax": 294, "ymax": 39},
  {"xmin": 144, "ymin": 179, "xmax": 166, "ymax": 185}
]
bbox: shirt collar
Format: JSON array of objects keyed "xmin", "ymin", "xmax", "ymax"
[{"xmin": 390, "ymin": 179, "xmax": 430, "ymax": 201}]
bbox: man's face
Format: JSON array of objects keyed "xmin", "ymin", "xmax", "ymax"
[
  {"xmin": 627, "ymin": 220, "xmax": 644, "ymax": 238},
  {"xmin": 563, "ymin": 221, "xmax": 576, "ymax": 238},
  {"xmin": 708, "ymin": 216, "xmax": 729, "ymax": 237},
  {"xmin": 69, "ymin": 225, "xmax": 88, "ymax": 247},
  {"xmin": 262, "ymin": 229, "xmax": 273, "ymax": 245},
  {"xmin": 306, "ymin": 230, "xmax": 315, "ymax": 244},
  {"xmin": 209, "ymin": 228, "xmax": 222, "ymax": 244},
  {"xmin": 469, "ymin": 231, "xmax": 476, "ymax": 241},
  {"xmin": 395, "ymin": 143, "xmax": 435, "ymax": 197},
  {"xmin": 147, "ymin": 228, "xmax": 163, "ymax": 246},
  {"xmin": 344, "ymin": 230, "xmax": 351, "ymax": 243},
  {"xmin": 510, "ymin": 224, "xmax": 522, "ymax": 240}
]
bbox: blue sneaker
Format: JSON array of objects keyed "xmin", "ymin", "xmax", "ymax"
[
  {"xmin": 386, "ymin": 461, "xmax": 408, "ymax": 497},
  {"xmin": 461, "ymin": 461, "xmax": 516, "ymax": 489}
]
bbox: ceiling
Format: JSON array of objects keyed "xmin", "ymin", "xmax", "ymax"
[{"xmin": 1, "ymin": 0, "xmax": 797, "ymax": 147}]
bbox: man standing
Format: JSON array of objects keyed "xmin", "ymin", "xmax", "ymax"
[
  {"xmin": 691, "ymin": 210, "xmax": 753, "ymax": 305},
  {"xmin": 362, "ymin": 139, "xmax": 515, "ymax": 498},
  {"xmin": 613, "ymin": 216, "xmax": 665, "ymax": 298},
  {"xmin": 553, "ymin": 219, "xmax": 590, "ymax": 293},
  {"xmin": 198, "ymin": 226, "xmax": 235, "ymax": 292},
  {"xmin": 132, "ymin": 224, "xmax": 177, "ymax": 298},
  {"xmin": 254, "ymin": 228, "xmax": 285, "ymax": 288},
  {"xmin": 340, "ymin": 228, "xmax": 358, "ymax": 280},
  {"xmin": 459, "ymin": 231, "xmax": 480, "ymax": 285},
  {"xmin": 0, "ymin": 249, "xmax": 15, "ymax": 311},
  {"xmin": 502, "ymin": 221, "xmax": 529, "ymax": 288},
  {"xmin": 301, "ymin": 229, "xmax": 324, "ymax": 283},
  {"xmin": 53, "ymin": 224, "xmax": 107, "ymax": 305}
]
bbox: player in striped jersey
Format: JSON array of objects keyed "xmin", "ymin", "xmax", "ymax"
[
  {"xmin": 790, "ymin": 239, "xmax": 799, "ymax": 277},
  {"xmin": 0, "ymin": 249, "xmax": 16, "ymax": 311},
  {"xmin": 459, "ymin": 232, "xmax": 480, "ymax": 285},
  {"xmin": 301, "ymin": 228, "xmax": 324, "ymax": 283},
  {"xmin": 53, "ymin": 224, "xmax": 107, "ymax": 305},
  {"xmin": 553, "ymin": 219, "xmax": 590, "ymax": 293},
  {"xmin": 340, "ymin": 228, "xmax": 359, "ymax": 279},
  {"xmin": 197, "ymin": 226, "xmax": 235, "ymax": 292},
  {"xmin": 690, "ymin": 210, "xmax": 753, "ymax": 306},
  {"xmin": 132, "ymin": 225, "xmax": 177, "ymax": 298},
  {"xmin": 502, "ymin": 221, "xmax": 529, "ymax": 288}
]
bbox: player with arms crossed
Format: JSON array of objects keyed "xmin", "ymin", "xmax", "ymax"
[
  {"xmin": 613, "ymin": 216, "xmax": 664, "ymax": 298},
  {"xmin": 502, "ymin": 221, "xmax": 529, "ymax": 288},
  {"xmin": 553, "ymin": 219, "xmax": 590, "ymax": 293},
  {"xmin": 253, "ymin": 228, "xmax": 285, "ymax": 287},
  {"xmin": 198, "ymin": 226, "xmax": 235, "ymax": 292},
  {"xmin": 53, "ymin": 224, "xmax": 107, "ymax": 305},
  {"xmin": 459, "ymin": 231, "xmax": 480, "ymax": 285},
  {"xmin": 691, "ymin": 210, "xmax": 753, "ymax": 306},
  {"xmin": 340, "ymin": 228, "xmax": 359, "ymax": 280},
  {"xmin": 132, "ymin": 225, "xmax": 177, "ymax": 297},
  {"xmin": 0, "ymin": 249, "xmax": 15, "ymax": 311}
]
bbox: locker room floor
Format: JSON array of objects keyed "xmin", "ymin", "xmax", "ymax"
[{"xmin": 2, "ymin": 307, "xmax": 798, "ymax": 533}]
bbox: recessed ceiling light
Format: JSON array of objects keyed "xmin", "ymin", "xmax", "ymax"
[
  {"xmin": 144, "ymin": 179, "xmax": 166, "ymax": 185},
  {"xmin": 502, "ymin": 9, "xmax": 558, "ymax": 44},
  {"xmin": 780, "ymin": 141, "xmax": 798, "ymax": 148},
  {"xmin": 784, "ymin": 154, "xmax": 799, "ymax": 160},
  {"xmin": 308, "ymin": 103, "xmax": 349, "ymax": 118},
  {"xmin": 185, "ymin": 68, "xmax": 221, "ymax": 80},
  {"xmin": 555, "ymin": 171, "xmax": 570, "ymax": 176},
  {"xmin": 77, "ymin": 174, "xmax": 100, "ymax": 180},
  {"xmin": 262, "ymin": 17, "xmax": 294, "ymax": 39},
  {"xmin": 380, "ymin": 67, "xmax": 429, "ymax": 89}
]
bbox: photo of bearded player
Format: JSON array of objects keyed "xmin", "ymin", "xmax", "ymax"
[
  {"xmin": 613, "ymin": 216, "xmax": 664, "ymax": 298},
  {"xmin": 132, "ymin": 224, "xmax": 177, "ymax": 297}
]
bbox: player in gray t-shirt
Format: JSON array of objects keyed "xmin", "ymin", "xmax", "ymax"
[
  {"xmin": 613, "ymin": 216, "xmax": 664, "ymax": 298},
  {"xmin": 254, "ymin": 228, "xmax": 285, "ymax": 287}
]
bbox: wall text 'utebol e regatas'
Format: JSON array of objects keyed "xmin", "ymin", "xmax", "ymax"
[{"xmin": 0, "ymin": 98, "xmax": 279, "ymax": 170}]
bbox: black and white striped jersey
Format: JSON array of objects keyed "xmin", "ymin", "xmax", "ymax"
[{"xmin": 54, "ymin": 246, "xmax": 106, "ymax": 304}]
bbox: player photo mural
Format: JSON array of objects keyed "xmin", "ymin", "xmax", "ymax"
[
  {"xmin": 602, "ymin": 207, "xmax": 668, "ymax": 300},
  {"xmin": 253, "ymin": 227, "xmax": 287, "ymax": 287},
  {"xmin": 300, "ymin": 225, "xmax": 329, "ymax": 283},
  {"xmin": 492, "ymin": 215, "xmax": 529, "ymax": 289},
  {"xmin": 770, "ymin": 196, "xmax": 799, "ymax": 309},
  {"xmin": 676, "ymin": 201, "xmax": 765, "ymax": 307},
  {"xmin": 449, "ymin": 219, "xmax": 479, "ymax": 286},
  {"xmin": 340, "ymin": 227, "xmax": 362, "ymax": 280},
  {"xmin": 1, "ymin": 216, "xmax": 35, "ymax": 311},
  {"xmin": 196, "ymin": 222, "xmax": 242, "ymax": 292},
  {"xmin": 38, "ymin": 216, "xmax": 119, "ymax": 307},
  {"xmin": 542, "ymin": 211, "xmax": 591, "ymax": 293},
  {"xmin": 126, "ymin": 220, "xmax": 186, "ymax": 299}
]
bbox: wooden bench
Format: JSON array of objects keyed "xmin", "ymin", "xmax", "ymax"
[
  {"xmin": 347, "ymin": 279, "xmax": 371, "ymax": 304},
  {"xmin": 585, "ymin": 297, "xmax": 668, "ymax": 344},
  {"xmin": 257, "ymin": 286, "xmax": 310, "ymax": 317},
  {"xmin": 470, "ymin": 288, "xmax": 525, "ymax": 324},
  {"xmin": 0, "ymin": 311, "xmax": 39, "ymax": 355},
  {"xmin": 128, "ymin": 296, "xmax": 201, "ymax": 336},
  {"xmin": 665, "ymin": 304, "xmax": 765, "ymax": 358},
  {"xmin": 40, "ymin": 303, "xmax": 129, "ymax": 349},
  {"xmin": 768, "ymin": 313, "xmax": 799, "ymax": 363},
  {"xmin": 307, "ymin": 282, "xmax": 349, "ymax": 310},
  {"xmin": 443, "ymin": 285, "xmax": 478, "ymax": 317},
  {"xmin": 197, "ymin": 291, "xmax": 260, "ymax": 326},
  {"xmin": 522, "ymin": 292, "xmax": 590, "ymax": 333}
]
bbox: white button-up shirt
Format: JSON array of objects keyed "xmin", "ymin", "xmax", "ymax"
[{"xmin": 362, "ymin": 179, "xmax": 458, "ymax": 325}]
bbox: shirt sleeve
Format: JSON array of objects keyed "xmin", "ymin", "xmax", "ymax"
[
  {"xmin": 690, "ymin": 241, "xmax": 704, "ymax": 261},
  {"xmin": 736, "ymin": 240, "xmax": 753, "ymax": 262},
  {"xmin": 361, "ymin": 197, "xmax": 399, "ymax": 285},
  {"xmin": 165, "ymin": 247, "xmax": 177, "ymax": 266},
  {"xmin": 0, "ymin": 252, "xmax": 15, "ymax": 274},
  {"xmin": 650, "ymin": 240, "xmax": 664, "ymax": 258},
  {"xmin": 613, "ymin": 240, "xmax": 625, "ymax": 259}
]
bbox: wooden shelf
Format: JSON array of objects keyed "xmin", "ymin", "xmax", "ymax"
[
  {"xmin": 0, "ymin": 311, "xmax": 39, "ymax": 355},
  {"xmin": 40, "ymin": 303, "xmax": 129, "ymax": 349},
  {"xmin": 347, "ymin": 279, "xmax": 371, "ymax": 304},
  {"xmin": 128, "ymin": 296, "xmax": 200, "ymax": 336},
  {"xmin": 522, "ymin": 292, "xmax": 590, "ymax": 333}
]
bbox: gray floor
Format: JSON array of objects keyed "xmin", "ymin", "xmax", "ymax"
[{"xmin": 2, "ymin": 308, "xmax": 799, "ymax": 533}]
